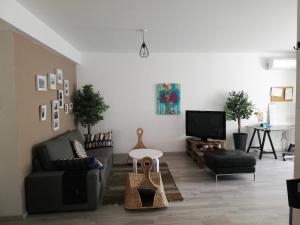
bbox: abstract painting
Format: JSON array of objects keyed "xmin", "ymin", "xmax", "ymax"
[{"xmin": 156, "ymin": 83, "xmax": 180, "ymax": 115}]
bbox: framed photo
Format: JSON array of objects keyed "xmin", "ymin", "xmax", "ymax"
[
  {"xmin": 53, "ymin": 111, "xmax": 59, "ymax": 120},
  {"xmin": 55, "ymin": 68, "xmax": 63, "ymax": 84},
  {"xmin": 64, "ymin": 104, "xmax": 69, "ymax": 114},
  {"xmin": 48, "ymin": 73, "xmax": 57, "ymax": 90},
  {"xmin": 53, "ymin": 119, "xmax": 59, "ymax": 130},
  {"xmin": 53, "ymin": 101, "xmax": 59, "ymax": 111},
  {"xmin": 52, "ymin": 100, "xmax": 60, "ymax": 131},
  {"xmin": 36, "ymin": 75, "xmax": 47, "ymax": 91},
  {"xmin": 64, "ymin": 80, "xmax": 70, "ymax": 96},
  {"xmin": 58, "ymin": 90, "xmax": 64, "ymax": 109},
  {"xmin": 69, "ymin": 102, "xmax": 73, "ymax": 113},
  {"xmin": 39, "ymin": 105, "xmax": 47, "ymax": 121}
]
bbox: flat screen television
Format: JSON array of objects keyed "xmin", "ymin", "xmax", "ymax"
[{"xmin": 185, "ymin": 110, "xmax": 226, "ymax": 140}]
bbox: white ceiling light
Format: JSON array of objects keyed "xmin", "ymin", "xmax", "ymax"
[
  {"xmin": 138, "ymin": 29, "xmax": 149, "ymax": 58},
  {"xmin": 267, "ymin": 58, "xmax": 296, "ymax": 70}
]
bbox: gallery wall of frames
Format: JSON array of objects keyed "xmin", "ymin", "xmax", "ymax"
[{"xmin": 36, "ymin": 68, "xmax": 74, "ymax": 131}]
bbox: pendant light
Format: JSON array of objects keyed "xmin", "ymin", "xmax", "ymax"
[{"xmin": 139, "ymin": 29, "xmax": 149, "ymax": 58}]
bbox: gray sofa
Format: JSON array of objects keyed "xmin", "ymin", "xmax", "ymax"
[{"xmin": 25, "ymin": 129, "xmax": 113, "ymax": 214}]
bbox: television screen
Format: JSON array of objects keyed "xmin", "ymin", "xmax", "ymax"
[{"xmin": 185, "ymin": 110, "xmax": 226, "ymax": 140}]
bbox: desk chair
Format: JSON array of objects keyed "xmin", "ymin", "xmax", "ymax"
[{"xmin": 287, "ymin": 178, "xmax": 300, "ymax": 225}]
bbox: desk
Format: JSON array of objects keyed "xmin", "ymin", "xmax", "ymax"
[{"xmin": 246, "ymin": 125, "xmax": 294, "ymax": 160}]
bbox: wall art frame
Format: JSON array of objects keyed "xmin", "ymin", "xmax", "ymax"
[{"xmin": 36, "ymin": 74, "xmax": 47, "ymax": 91}]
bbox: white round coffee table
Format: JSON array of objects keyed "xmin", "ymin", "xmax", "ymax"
[{"xmin": 129, "ymin": 149, "xmax": 163, "ymax": 173}]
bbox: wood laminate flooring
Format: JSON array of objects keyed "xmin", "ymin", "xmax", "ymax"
[{"xmin": 0, "ymin": 152, "xmax": 294, "ymax": 225}]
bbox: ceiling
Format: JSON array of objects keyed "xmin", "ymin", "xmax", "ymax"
[{"xmin": 17, "ymin": 0, "xmax": 297, "ymax": 53}]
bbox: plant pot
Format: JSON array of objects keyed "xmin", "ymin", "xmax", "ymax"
[{"xmin": 233, "ymin": 133, "xmax": 248, "ymax": 151}]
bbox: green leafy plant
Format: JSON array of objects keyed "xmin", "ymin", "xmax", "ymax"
[
  {"xmin": 225, "ymin": 90, "xmax": 254, "ymax": 133},
  {"xmin": 73, "ymin": 84, "xmax": 109, "ymax": 134}
]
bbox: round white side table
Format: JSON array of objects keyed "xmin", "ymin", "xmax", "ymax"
[{"xmin": 129, "ymin": 149, "xmax": 163, "ymax": 173}]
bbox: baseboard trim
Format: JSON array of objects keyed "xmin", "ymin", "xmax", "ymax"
[
  {"xmin": 0, "ymin": 214, "xmax": 24, "ymax": 222},
  {"xmin": 23, "ymin": 212, "xmax": 28, "ymax": 219},
  {"xmin": 163, "ymin": 151, "xmax": 186, "ymax": 156}
]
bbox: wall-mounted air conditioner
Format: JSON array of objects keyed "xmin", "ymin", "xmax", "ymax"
[{"xmin": 267, "ymin": 58, "xmax": 296, "ymax": 70}]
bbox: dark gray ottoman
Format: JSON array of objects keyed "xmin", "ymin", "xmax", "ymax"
[{"xmin": 204, "ymin": 149, "xmax": 256, "ymax": 182}]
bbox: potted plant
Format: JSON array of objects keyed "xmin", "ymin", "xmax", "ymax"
[
  {"xmin": 225, "ymin": 90, "xmax": 254, "ymax": 150},
  {"xmin": 73, "ymin": 84, "xmax": 109, "ymax": 134}
]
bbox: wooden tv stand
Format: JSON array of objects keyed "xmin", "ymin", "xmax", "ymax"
[{"xmin": 186, "ymin": 138, "xmax": 226, "ymax": 168}]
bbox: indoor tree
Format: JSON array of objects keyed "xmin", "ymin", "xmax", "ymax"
[
  {"xmin": 225, "ymin": 90, "xmax": 254, "ymax": 150},
  {"xmin": 73, "ymin": 84, "xmax": 109, "ymax": 134}
]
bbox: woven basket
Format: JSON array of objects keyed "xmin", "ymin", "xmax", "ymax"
[{"xmin": 124, "ymin": 157, "xmax": 168, "ymax": 209}]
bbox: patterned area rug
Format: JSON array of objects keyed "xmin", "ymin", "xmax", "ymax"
[{"xmin": 102, "ymin": 162, "xmax": 183, "ymax": 205}]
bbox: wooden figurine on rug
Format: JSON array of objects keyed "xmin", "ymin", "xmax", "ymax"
[
  {"xmin": 128, "ymin": 128, "xmax": 147, "ymax": 164},
  {"xmin": 124, "ymin": 157, "xmax": 168, "ymax": 209},
  {"xmin": 133, "ymin": 128, "xmax": 147, "ymax": 149}
]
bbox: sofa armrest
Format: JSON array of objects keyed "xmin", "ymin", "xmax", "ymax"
[
  {"xmin": 87, "ymin": 169, "xmax": 101, "ymax": 206},
  {"xmin": 25, "ymin": 169, "xmax": 100, "ymax": 213}
]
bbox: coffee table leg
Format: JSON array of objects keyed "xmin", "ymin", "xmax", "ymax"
[
  {"xmin": 133, "ymin": 159, "xmax": 138, "ymax": 173},
  {"xmin": 154, "ymin": 158, "xmax": 159, "ymax": 172}
]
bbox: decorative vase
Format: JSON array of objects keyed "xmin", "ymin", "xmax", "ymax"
[{"xmin": 233, "ymin": 133, "xmax": 248, "ymax": 151}]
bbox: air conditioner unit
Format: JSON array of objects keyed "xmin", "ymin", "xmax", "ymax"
[{"xmin": 267, "ymin": 58, "xmax": 296, "ymax": 70}]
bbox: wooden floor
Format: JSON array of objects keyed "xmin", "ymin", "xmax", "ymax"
[{"xmin": 1, "ymin": 152, "xmax": 294, "ymax": 225}]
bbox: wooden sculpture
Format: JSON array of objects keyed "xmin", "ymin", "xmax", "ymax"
[
  {"xmin": 133, "ymin": 128, "xmax": 147, "ymax": 149},
  {"xmin": 128, "ymin": 128, "xmax": 147, "ymax": 164},
  {"xmin": 124, "ymin": 157, "xmax": 168, "ymax": 209}
]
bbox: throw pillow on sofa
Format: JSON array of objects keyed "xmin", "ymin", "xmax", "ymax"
[
  {"xmin": 53, "ymin": 157, "xmax": 103, "ymax": 171},
  {"xmin": 73, "ymin": 140, "xmax": 88, "ymax": 158},
  {"xmin": 84, "ymin": 131, "xmax": 113, "ymax": 150}
]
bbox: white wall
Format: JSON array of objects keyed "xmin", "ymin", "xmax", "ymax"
[{"xmin": 77, "ymin": 53, "xmax": 296, "ymax": 153}]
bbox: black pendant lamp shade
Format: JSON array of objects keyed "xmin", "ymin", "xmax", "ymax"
[{"xmin": 139, "ymin": 30, "xmax": 149, "ymax": 58}]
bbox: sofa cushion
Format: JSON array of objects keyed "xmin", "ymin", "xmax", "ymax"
[
  {"xmin": 37, "ymin": 136, "xmax": 75, "ymax": 171},
  {"xmin": 204, "ymin": 149, "xmax": 256, "ymax": 168},
  {"xmin": 73, "ymin": 140, "xmax": 88, "ymax": 158},
  {"xmin": 86, "ymin": 147, "xmax": 113, "ymax": 164},
  {"xmin": 53, "ymin": 157, "xmax": 103, "ymax": 171},
  {"xmin": 63, "ymin": 130, "xmax": 85, "ymax": 146},
  {"xmin": 45, "ymin": 136, "xmax": 75, "ymax": 160},
  {"xmin": 86, "ymin": 147, "xmax": 113, "ymax": 183}
]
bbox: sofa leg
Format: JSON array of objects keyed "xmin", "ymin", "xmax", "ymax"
[
  {"xmin": 253, "ymin": 173, "xmax": 256, "ymax": 181},
  {"xmin": 216, "ymin": 175, "xmax": 218, "ymax": 183}
]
